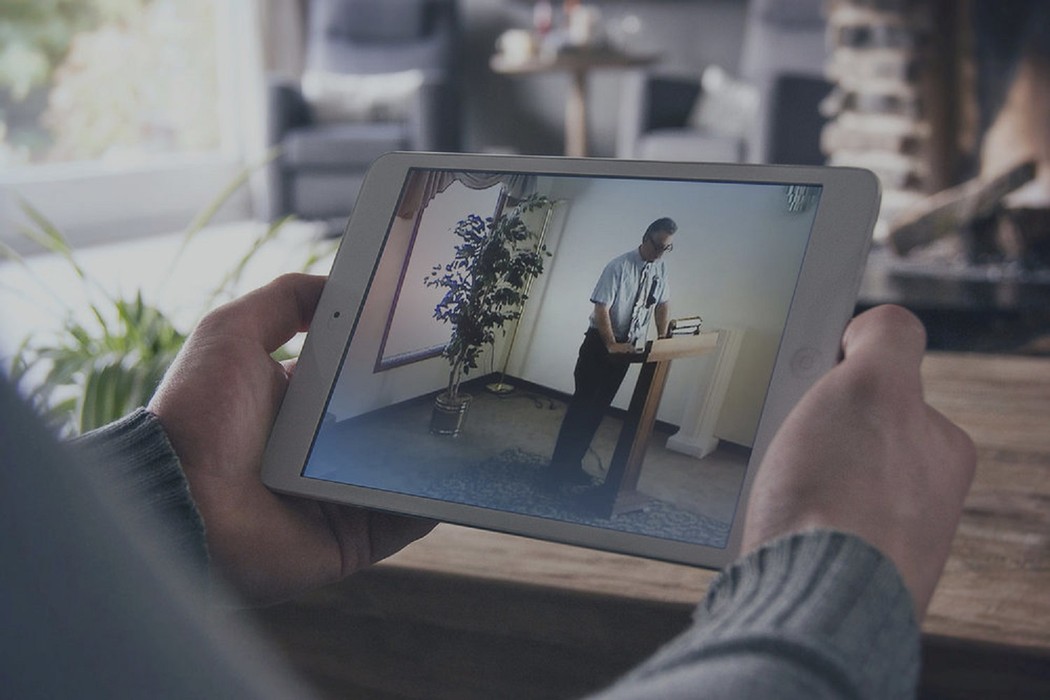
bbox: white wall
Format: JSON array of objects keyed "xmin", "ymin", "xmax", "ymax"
[{"xmin": 513, "ymin": 176, "xmax": 815, "ymax": 447}]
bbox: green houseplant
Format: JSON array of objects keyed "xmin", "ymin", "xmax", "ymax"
[
  {"xmin": 1, "ymin": 155, "xmax": 326, "ymax": 436},
  {"xmin": 424, "ymin": 193, "xmax": 551, "ymax": 435},
  {"xmin": 3, "ymin": 201, "xmax": 194, "ymax": 436}
]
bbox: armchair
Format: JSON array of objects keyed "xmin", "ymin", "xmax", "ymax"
[
  {"xmin": 267, "ymin": 0, "xmax": 460, "ymax": 226},
  {"xmin": 617, "ymin": 0, "xmax": 831, "ymax": 166},
  {"xmin": 616, "ymin": 71, "xmax": 747, "ymax": 163}
]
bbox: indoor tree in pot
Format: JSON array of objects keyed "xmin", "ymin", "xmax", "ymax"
[{"xmin": 424, "ymin": 193, "xmax": 551, "ymax": 436}]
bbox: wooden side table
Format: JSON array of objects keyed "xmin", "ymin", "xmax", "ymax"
[{"xmin": 491, "ymin": 47, "xmax": 659, "ymax": 157}]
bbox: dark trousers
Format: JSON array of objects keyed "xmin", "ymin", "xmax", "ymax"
[{"xmin": 548, "ymin": 330, "xmax": 631, "ymax": 476}]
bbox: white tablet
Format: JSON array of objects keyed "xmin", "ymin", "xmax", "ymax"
[{"xmin": 263, "ymin": 152, "xmax": 879, "ymax": 569}]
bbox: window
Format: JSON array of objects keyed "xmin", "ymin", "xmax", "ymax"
[{"xmin": 0, "ymin": 0, "xmax": 262, "ymax": 252}]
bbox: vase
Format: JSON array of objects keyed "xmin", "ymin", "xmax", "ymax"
[{"xmin": 430, "ymin": 391, "xmax": 472, "ymax": 436}]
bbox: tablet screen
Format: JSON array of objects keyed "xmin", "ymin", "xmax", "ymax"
[{"xmin": 300, "ymin": 167, "xmax": 822, "ymax": 550}]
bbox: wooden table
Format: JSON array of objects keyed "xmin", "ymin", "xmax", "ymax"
[
  {"xmin": 254, "ymin": 351, "xmax": 1050, "ymax": 698},
  {"xmin": 491, "ymin": 47, "xmax": 658, "ymax": 157},
  {"xmin": 919, "ymin": 352, "xmax": 1050, "ymax": 650}
]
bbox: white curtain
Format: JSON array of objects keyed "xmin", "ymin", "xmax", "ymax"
[
  {"xmin": 259, "ymin": 0, "xmax": 308, "ymax": 78},
  {"xmin": 223, "ymin": 0, "xmax": 308, "ymax": 219},
  {"xmin": 397, "ymin": 170, "xmax": 540, "ymax": 219}
]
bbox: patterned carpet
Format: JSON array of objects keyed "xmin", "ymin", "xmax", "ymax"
[{"xmin": 418, "ymin": 448, "xmax": 731, "ymax": 548}]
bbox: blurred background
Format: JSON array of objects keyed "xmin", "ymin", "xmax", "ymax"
[{"xmin": 2, "ymin": 0, "xmax": 1049, "ymax": 400}]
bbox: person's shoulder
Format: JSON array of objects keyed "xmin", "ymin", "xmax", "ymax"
[
  {"xmin": 601, "ymin": 249, "xmax": 633, "ymax": 272},
  {"xmin": 614, "ymin": 248, "xmax": 643, "ymax": 267}
]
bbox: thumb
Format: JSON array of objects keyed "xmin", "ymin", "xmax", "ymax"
[
  {"xmin": 207, "ymin": 274, "xmax": 327, "ymax": 353},
  {"xmin": 839, "ymin": 305, "xmax": 928, "ymax": 388}
]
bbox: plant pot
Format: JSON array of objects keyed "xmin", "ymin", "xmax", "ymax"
[{"xmin": 430, "ymin": 391, "xmax": 472, "ymax": 436}]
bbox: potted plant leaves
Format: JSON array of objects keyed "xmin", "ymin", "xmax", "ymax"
[
  {"xmin": 424, "ymin": 193, "xmax": 551, "ymax": 436},
  {"xmin": 2, "ymin": 153, "xmax": 329, "ymax": 436}
]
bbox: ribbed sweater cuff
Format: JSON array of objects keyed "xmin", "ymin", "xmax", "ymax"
[
  {"xmin": 624, "ymin": 530, "xmax": 920, "ymax": 699},
  {"xmin": 72, "ymin": 408, "xmax": 209, "ymax": 577}
]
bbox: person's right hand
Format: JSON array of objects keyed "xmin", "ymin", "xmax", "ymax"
[{"xmin": 742, "ymin": 305, "xmax": 976, "ymax": 617}]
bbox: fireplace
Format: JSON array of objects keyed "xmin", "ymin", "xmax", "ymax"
[{"xmin": 821, "ymin": 0, "xmax": 1050, "ymax": 352}]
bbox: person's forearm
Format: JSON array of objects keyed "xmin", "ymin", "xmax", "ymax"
[
  {"xmin": 654, "ymin": 302, "xmax": 670, "ymax": 337},
  {"xmin": 593, "ymin": 304, "xmax": 618, "ymax": 347},
  {"xmin": 589, "ymin": 530, "xmax": 920, "ymax": 700},
  {"xmin": 73, "ymin": 409, "xmax": 209, "ymax": 578}
]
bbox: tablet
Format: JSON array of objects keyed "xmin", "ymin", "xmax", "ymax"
[{"xmin": 263, "ymin": 152, "xmax": 879, "ymax": 569}]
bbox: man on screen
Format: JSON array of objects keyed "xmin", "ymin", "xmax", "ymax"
[{"xmin": 540, "ymin": 217, "xmax": 676, "ymax": 490}]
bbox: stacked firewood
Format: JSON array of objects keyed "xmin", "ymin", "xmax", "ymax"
[
  {"xmin": 820, "ymin": 0, "xmax": 976, "ymax": 243},
  {"xmin": 822, "ymin": 0, "xmax": 1049, "ymax": 269}
]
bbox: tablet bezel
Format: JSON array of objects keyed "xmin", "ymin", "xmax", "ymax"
[{"xmin": 262, "ymin": 152, "xmax": 880, "ymax": 570}]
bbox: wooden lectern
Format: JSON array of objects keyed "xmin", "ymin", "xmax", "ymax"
[{"xmin": 588, "ymin": 332, "xmax": 720, "ymax": 517}]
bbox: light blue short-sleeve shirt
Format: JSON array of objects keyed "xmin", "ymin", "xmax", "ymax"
[{"xmin": 589, "ymin": 249, "xmax": 670, "ymax": 342}]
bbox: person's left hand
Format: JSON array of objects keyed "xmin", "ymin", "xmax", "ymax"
[{"xmin": 149, "ymin": 273, "xmax": 434, "ymax": 604}]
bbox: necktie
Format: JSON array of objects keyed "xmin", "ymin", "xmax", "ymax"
[{"xmin": 628, "ymin": 262, "xmax": 654, "ymax": 344}]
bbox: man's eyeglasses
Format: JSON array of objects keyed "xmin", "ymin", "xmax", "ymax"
[{"xmin": 646, "ymin": 233, "xmax": 674, "ymax": 253}]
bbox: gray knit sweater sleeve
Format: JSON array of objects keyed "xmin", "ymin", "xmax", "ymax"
[
  {"xmin": 589, "ymin": 530, "xmax": 920, "ymax": 700},
  {"xmin": 72, "ymin": 408, "xmax": 209, "ymax": 578}
]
